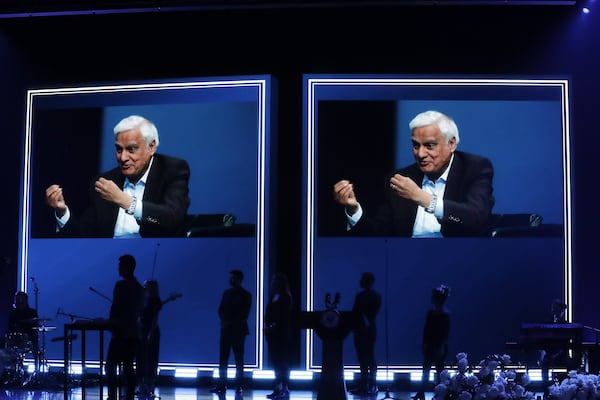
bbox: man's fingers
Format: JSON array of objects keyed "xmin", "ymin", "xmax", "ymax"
[
  {"xmin": 333, "ymin": 180, "xmax": 350, "ymax": 192},
  {"xmin": 46, "ymin": 186, "xmax": 62, "ymax": 199},
  {"xmin": 335, "ymin": 183, "xmax": 353, "ymax": 197}
]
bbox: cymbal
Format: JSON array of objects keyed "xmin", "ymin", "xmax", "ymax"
[
  {"xmin": 32, "ymin": 326, "xmax": 56, "ymax": 332},
  {"xmin": 23, "ymin": 317, "xmax": 52, "ymax": 324}
]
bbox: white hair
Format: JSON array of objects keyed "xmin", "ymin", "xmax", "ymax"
[
  {"xmin": 409, "ymin": 110, "xmax": 460, "ymax": 145},
  {"xmin": 113, "ymin": 115, "xmax": 160, "ymax": 148}
]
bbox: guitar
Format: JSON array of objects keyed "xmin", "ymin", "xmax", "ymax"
[{"xmin": 162, "ymin": 292, "xmax": 182, "ymax": 306}]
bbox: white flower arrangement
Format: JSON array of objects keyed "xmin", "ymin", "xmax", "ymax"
[
  {"xmin": 433, "ymin": 352, "xmax": 536, "ymax": 400},
  {"xmin": 547, "ymin": 370, "xmax": 600, "ymax": 400}
]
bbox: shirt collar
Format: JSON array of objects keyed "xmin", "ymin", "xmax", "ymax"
[
  {"xmin": 124, "ymin": 156, "xmax": 154, "ymax": 188},
  {"xmin": 424, "ymin": 153, "xmax": 454, "ymax": 185}
]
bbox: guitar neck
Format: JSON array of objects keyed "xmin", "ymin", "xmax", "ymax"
[{"xmin": 162, "ymin": 294, "xmax": 182, "ymax": 306}]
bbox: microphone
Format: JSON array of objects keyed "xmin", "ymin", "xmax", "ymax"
[
  {"xmin": 89, "ymin": 286, "xmax": 111, "ymax": 302},
  {"xmin": 30, "ymin": 276, "xmax": 35, "ymax": 282},
  {"xmin": 56, "ymin": 307, "xmax": 62, "ymax": 318}
]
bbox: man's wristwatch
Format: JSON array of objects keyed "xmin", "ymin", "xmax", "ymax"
[
  {"xmin": 425, "ymin": 194, "xmax": 437, "ymax": 214},
  {"xmin": 125, "ymin": 196, "xmax": 137, "ymax": 215}
]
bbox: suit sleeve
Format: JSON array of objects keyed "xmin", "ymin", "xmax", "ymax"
[
  {"xmin": 440, "ymin": 155, "xmax": 494, "ymax": 236},
  {"xmin": 139, "ymin": 156, "xmax": 191, "ymax": 237}
]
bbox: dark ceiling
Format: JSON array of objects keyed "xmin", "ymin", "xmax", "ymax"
[{"xmin": 0, "ymin": 0, "xmax": 578, "ymax": 19}]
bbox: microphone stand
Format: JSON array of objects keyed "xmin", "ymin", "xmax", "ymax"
[
  {"xmin": 379, "ymin": 239, "xmax": 400, "ymax": 400},
  {"xmin": 29, "ymin": 277, "xmax": 41, "ymax": 374},
  {"xmin": 151, "ymin": 242, "xmax": 160, "ymax": 279},
  {"xmin": 25, "ymin": 277, "xmax": 60, "ymax": 389},
  {"xmin": 57, "ymin": 308, "xmax": 90, "ymax": 323},
  {"xmin": 56, "ymin": 308, "xmax": 88, "ymax": 388},
  {"xmin": 89, "ymin": 287, "xmax": 112, "ymax": 303}
]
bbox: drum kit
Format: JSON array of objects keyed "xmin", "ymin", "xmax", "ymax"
[{"xmin": 1, "ymin": 316, "xmax": 56, "ymax": 387}]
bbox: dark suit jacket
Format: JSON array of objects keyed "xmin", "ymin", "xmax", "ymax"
[
  {"xmin": 218, "ymin": 285, "xmax": 252, "ymax": 337},
  {"xmin": 352, "ymin": 288, "xmax": 382, "ymax": 338},
  {"xmin": 59, "ymin": 153, "xmax": 190, "ymax": 238},
  {"xmin": 352, "ymin": 150, "xmax": 495, "ymax": 237},
  {"xmin": 110, "ymin": 276, "xmax": 144, "ymax": 339}
]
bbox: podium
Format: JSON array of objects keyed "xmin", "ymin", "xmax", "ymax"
[{"xmin": 299, "ymin": 309, "xmax": 360, "ymax": 400}]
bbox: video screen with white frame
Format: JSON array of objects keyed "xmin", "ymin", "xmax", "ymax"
[
  {"xmin": 18, "ymin": 76, "xmax": 275, "ymax": 372},
  {"xmin": 302, "ymin": 76, "xmax": 572, "ymax": 372}
]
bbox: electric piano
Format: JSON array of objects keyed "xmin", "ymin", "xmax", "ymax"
[
  {"xmin": 507, "ymin": 323, "xmax": 600, "ymax": 376},
  {"xmin": 63, "ymin": 318, "xmax": 114, "ymax": 398},
  {"xmin": 518, "ymin": 323, "xmax": 583, "ymax": 349},
  {"xmin": 506, "ymin": 323, "xmax": 592, "ymax": 377},
  {"xmin": 68, "ymin": 317, "xmax": 114, "ymax": 330}
]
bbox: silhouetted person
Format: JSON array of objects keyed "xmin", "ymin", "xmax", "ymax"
[
  {"xmin": 412, "ymin": 284, "xmax": 451, "ymax": 400},
  {"xmin": 137, "ymin": 279, "xmax": 162, "ymax": 398},
  {"xmin": 211, "ymin": 269, "xmax": 252, "ymax": 395},
  {"xmin": 264, "ymin": 272, "xmax": 293, "ymax": 399},
  {"xmin": 6, "ymin": 291, "xmax": 39, "ymax": 368},
  {"xmin": 106, "ymin": 254, "xmax": 144, "ymax": 400},
  {"xmin": 7, "ymin": 291, "xmax": 38, "ymax": 343},
  {"xmin": 349, "ymin": 272, "xmax": 382, "ymax": 396},
  {"xmin": 539, "ymin": 299, "xmax": 572, "ymax": 385},
  {"xmin": 550, "ymin": 298, "xmax": 567, "ymax": 324}
]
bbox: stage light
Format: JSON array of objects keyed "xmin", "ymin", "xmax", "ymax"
[
  {"xmin": 410, "ymin": 371, "xmax": 435, "ymax": 381},
  {"xmin": 252, "ymin": 369, "xmax": 275, "ymax": 380},
  {"xmin": 174, "ymin": 367, "xmax": 198, "ymax": 378},
  {"xmin": 582, "ymin": 0, "xmax": 596, "ymax": 13},
  {"xmin": 290, "ymin": 370, "xmax": 314, "ymax": 380},
  {"xmin": 376, "ymin": 370, "xmax": 395, "ymax": 381}
]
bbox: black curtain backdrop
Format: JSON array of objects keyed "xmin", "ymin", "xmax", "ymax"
[
  {"xmin": 30, "ymin": 108, "xmax": 103, "ymax": 237},
  {"xmin": 317, "ymin": 101, "xmax": 396, "ymax": 236}
]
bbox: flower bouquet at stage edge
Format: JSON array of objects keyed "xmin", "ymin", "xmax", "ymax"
[
  {"xmin": 433, "ymin": 352, "xmax": 536, "ymax": 400},
  {"xmin": 547, "ymin": 371, "xmax": 600, "ymax": 400}
]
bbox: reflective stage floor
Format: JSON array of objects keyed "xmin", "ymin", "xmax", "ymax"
[{"xmin": 0, "ymin": 386, "xmax": 418, "ymax": 400}]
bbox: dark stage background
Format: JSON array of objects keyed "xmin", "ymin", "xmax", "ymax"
[{"xmin": 1, "ymin": 1, "xmax": 599, "ymax": 372}]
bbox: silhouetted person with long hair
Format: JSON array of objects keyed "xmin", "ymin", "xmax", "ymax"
[
  {"xmin": 211, "ymin": 269, "xmax": 252, "ymax": 395},
  {"xmin": 350, "ymin": 272, "xmax": 382, "ymax": 396},
  {"xmin": 412, "ymin": 284, "xmax": 451, "ymax": 400},
  {"xmin": 137, "ymin": 279, "xmax": 162, "ymax": 398},
  {"xmin": 106, "ymin": 254, "xmax": 144, "ymax": 400},
  {"xmin": 264, "ymin": 272, "xmax": 293, "ymax": 399}
]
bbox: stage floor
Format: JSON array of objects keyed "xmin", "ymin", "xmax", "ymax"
[{"xmin": 0, "ymin": 386, "xmax": 418, "ymax": 400}]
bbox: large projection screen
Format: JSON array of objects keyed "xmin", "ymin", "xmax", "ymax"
[
  {"xmin": 18, "ymin": 76, "xmax": 274, "ymax": 372},
  {"xmin": 303, "ymin": 76, "xmax": 572, "ymax": 372}
]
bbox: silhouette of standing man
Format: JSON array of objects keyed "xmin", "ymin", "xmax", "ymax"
[
  {"xmin": 412, "ymin": 284, "xmax": 451, "ymax": 400},
  {"xmin": 350, "ymin": 272, "xmax": 382, "ymax": 396},
  {"xmin": 106, "ymin": 254, "xmax": 144, "ymax": 400},
  {"xmin": 211, "ymin": 269, "xmax": 252, "ymax": 394}
]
